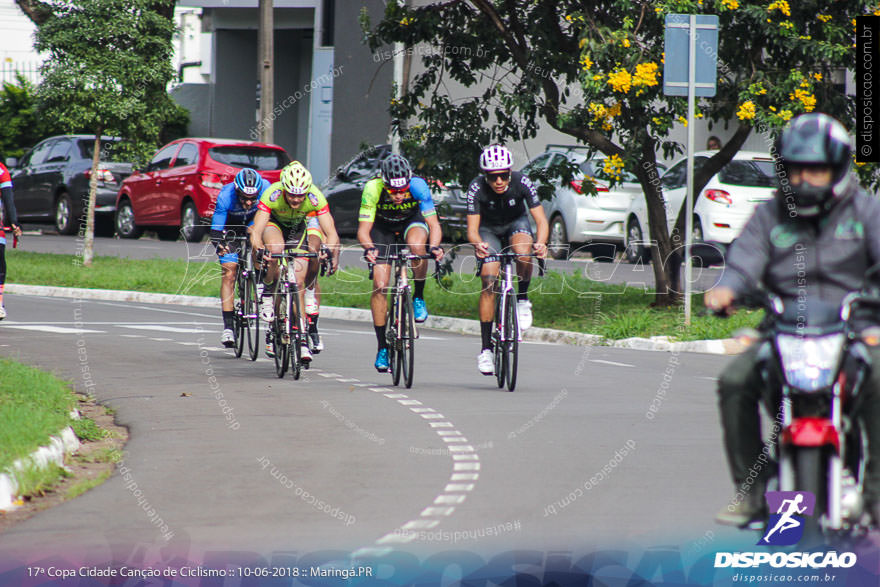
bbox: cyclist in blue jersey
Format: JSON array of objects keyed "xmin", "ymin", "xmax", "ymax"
[{"xmin": 210, "ymin": 168, "xmax": 270, "ymax": 347}]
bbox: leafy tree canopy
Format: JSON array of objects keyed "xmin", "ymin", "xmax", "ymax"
[{"xmin": 365, "ymin": 0, "xmax": 875, "ymax": 304}]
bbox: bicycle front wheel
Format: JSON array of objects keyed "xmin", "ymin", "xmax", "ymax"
[
  {"xmin": 246, "ymin": 272, "xmax": 260, "ymax": 361},
  {"xmin": 494, "ymin": 295, "xmax": 505, "ymax": 388},
  {"xmin": 504, "ymin": 291, "xmax": 519, "ymax": 391},
  {"xmin": 401, "ymin": 290, "xmax": 415, "ymax": 388},
  {"xmin": 273, "ymin": 321, "xmax": 288, "ymax": 378},
  {"xmin": 388, "ymin": 293, "xmax": 402, "ymax": 386},
  {"xmin": 290, "ymin": 288, "xmax": 302, "ymax": 380},
  {"xmin": 233, "ymin": 271, "xmax": 246, "ymax": 358}
]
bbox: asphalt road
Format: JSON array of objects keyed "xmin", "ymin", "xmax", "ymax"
[
  {"xmin": 0, "ymin": 293, "xmax": 763, "ymax": 564},
  {"xmin": 16, "ymin": 227, "xmax": 725, "ymax": 292}
]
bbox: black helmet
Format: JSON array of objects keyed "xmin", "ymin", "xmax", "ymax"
[
  {"xmin": 776, "ymin": 113, "xmax": 854, "ymax": 218},
  {"xmin": 381, "ymin": 154, "xmax": 412, "ymax": 191},
  {"xmin": 234, "ymin": 168, "xmax": 263, "ymax": 202}
]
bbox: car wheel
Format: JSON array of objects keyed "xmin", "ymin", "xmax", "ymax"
[
  {"xmin": 181, "ymin": 201, "xmax": 206, "ymax": 243},
  {"xmin": 115, "ymin": 199, "xmax": 143, "ymax": 239},
  {"xmin": 54, "ymin": 192, "xmax": 77, "ymax": 235},
  {"xmin": 690, "ymin": 216, "xmax": 706, "ymax": 268},
  {"xmin": 624, "ymin": 217, "xmax": 647, "ymax": 264},
  {"xmin": 548, "ymin": 215, "xmax": 570, "ymax": 260}
]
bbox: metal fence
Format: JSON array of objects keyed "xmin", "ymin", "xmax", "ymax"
[{"xmin": 0, "ymin": 61, "xmax": 41, "ymax": 86}]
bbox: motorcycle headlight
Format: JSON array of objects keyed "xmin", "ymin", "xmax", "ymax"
[{"xmin": 775, "ymin": 333, "xmax": 845, "ymax": 391}]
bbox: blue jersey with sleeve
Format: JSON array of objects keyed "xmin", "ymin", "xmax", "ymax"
[{"xmin": 210, "ymin": 178, "xmax": 270, "ymax": 231}]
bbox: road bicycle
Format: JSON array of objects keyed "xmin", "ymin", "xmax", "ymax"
[
  {"xmin": 260, "ymin": 247, "xmax": 317, "ymax": 379},
  {"xmin": 221, "ymin": 229, "xmax": 260, "ymax": 360},
  {"xmin": 368, "ymin": 247, "xmax": 437, "ymax": 388},
  {"xmin": 489, "ymin": 252, "xmax": 544, "ymax": 392}
]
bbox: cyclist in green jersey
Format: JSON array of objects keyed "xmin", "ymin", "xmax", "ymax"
[
  {"xmin": 252, "ymin": 161, "xmax": 340, "ymax": 361},
  {"xmin": 358, "ymin": 154, "xmax": 444, "ymax": 372}
]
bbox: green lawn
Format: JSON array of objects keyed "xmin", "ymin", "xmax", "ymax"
[
  {"xmin": 0, "ymin": 358, "xmax": 76, "ymax": 472},
  {"xmin": 7, "ymin": 250, "xmax": 761, "ymax": 341}
]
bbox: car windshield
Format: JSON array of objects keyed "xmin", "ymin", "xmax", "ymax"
[
  {"xmin": 719, "ymin": 160, "xmax": 776, "ymax": 187},
  {"xmin": 208, "ymin": 147, "xmax": 290, "ymax": 171},
  {"xmin": 78, "ymin": 139, "xmax": 127, "ymax": 162}
]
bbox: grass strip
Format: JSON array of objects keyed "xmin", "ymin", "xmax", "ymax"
[
  {"xmin": 0, "ymin": 358, "xmax": 76, "ymax": 472},
  {"xmin": 7, "ymin": 250, "xmax": 761, "ymax": 341}
]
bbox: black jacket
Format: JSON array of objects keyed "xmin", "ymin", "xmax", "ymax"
[{"xmin": 719, "ymin": 178, "xmax": 880, "ymax": 310}]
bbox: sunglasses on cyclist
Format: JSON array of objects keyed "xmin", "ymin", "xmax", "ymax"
[
  {"xmin": 387, "ymin": 184, "xmax": 410, "ymax": 194},
  {"xmin": 485, "ymin": 171, "xmax": 511, "ymax": 183}
]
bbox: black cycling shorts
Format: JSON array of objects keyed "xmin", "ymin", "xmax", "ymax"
[
  {"xmin": 370, "ymin": 213, "xmax": 429, "ymax": 265},
  {"xmin": 478, "ymin": 214, "xmax": 534, "ymax": 263}
]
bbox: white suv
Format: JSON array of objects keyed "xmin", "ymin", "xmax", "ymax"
[
  {"xmin": 522, "ymin": 146, "xmax": 653, "ymax": 260},
  {"xmin": 623, "ymin": 150, "xmax": 776, "ymax": 264}
]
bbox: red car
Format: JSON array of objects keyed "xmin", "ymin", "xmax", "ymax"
[{"xmin": 115, "ymin": 138, "xmax": 290, "ymax": 241}]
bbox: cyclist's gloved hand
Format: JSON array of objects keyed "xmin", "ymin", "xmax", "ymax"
[
  {"xmin": 474, "ymin": 242, "xmax": 490, "ymax": 259},
  {"xmin": 533, "ymin": 242, "xmax": 547, "ymax": 258},
  {"xmin": 364, "ymin": 246, "xmax": 378, "ymax": 264},
  {"xmin": 329, "ymin": 252, "xmax": 339, "ymax": 276},
  {"xmin": 430, "ymin": 246, "xmax": 444, "ymax": 261},
  {"xmin": 212, "ymin": 240, "xmax": 229, "ymax": 256}
]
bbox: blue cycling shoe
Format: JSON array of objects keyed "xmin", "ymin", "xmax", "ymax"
[
  {"xmin": 375, "ymin": 348, "xmax": 390, "ymax": 372},
  {"xmin": 413, "ymin": 298, "xmax": 428, "ymax": 323}
]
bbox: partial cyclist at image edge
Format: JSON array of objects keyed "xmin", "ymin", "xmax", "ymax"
[
  {"xmin": 251, "ymin": 161, "xmax": 340, "ymax": 362},
  {"xmin": 0, "ymin": 160, "xmax": 22, "ymax": 321},
  {"xmin": 210, "ymin": 168, "xmax": 270, "ymax": 347},
  {"xmin": 467, "ymin": 144, "xmax": 548, "ymax": 376},
  {"xmin": 358, "ymin": 153, "xmax": 444, "ymax": 373},
  {"xmin": 704, "ymin": 112, "xmax": 880, "ymax": 528}
]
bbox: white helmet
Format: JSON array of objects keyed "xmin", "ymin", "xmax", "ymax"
[{"xmin": 479, "ymin": 144, "xmax": 513, "ymax": 171}]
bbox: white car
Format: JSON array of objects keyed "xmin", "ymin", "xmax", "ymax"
[
  {"xmin": 522, "ymin": 146, "xmax": 654, "ymax": 260},
  {"xmin": 623, "ymin": 150, "xmax": 777, "ymax": 264}
]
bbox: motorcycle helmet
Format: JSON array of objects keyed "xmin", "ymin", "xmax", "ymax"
[{"xmin": 776, "ymin": 113, "xmax": 854, "ymax": 218}]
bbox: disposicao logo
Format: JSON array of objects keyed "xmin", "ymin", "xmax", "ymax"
[{"xmin": 759, "ymin": 491, "xmax": 815, "ymax": 546}]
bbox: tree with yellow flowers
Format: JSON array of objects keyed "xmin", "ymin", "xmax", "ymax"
[{"xmin": 364, "ymin": 0, "xmax": 876, "ymax": 306}]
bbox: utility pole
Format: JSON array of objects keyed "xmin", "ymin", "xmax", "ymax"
[{"xmin": 258, "ymin": 0, "xmax": 274, "ymax": 143}]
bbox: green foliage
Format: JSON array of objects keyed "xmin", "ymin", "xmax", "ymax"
[
  {"xmin": 0, "ymin": 75, "xmax": 64, "ymax": 159},
  {"xmin": 34, "ymin": 0, "xmax": 179, "ymax": 164},
  {"xmin": 70, "ymin": 417, "xmax": 105, "ymax": 442}
]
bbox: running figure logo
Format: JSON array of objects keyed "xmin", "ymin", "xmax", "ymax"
[{"xmin": 758, "ymin": 491, "xmax": 816, "ymax": 546}]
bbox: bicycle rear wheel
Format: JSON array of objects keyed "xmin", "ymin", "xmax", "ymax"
[
  {"xmin": 233, "ymin": 271, "xmax": 246, "ymax": 358},
  {"xmin": 504, "ymin": 291, "xmax": 519, "ymax": 391},
  {"xmin": 273, "ymin": 320, "xmax": 288, "ymax": 378},
  {"xmin": 494, "ymin": 295, "xmax": 505, "ymax": 388},
  {"xmin": 401, "ymin": 289, "xmax": 415, "ymax": 388},
  {"xmin": 246, "ymin": 272, "xmax": 260, "ymax": 361}
]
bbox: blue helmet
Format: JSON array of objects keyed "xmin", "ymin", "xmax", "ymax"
[{"xmin": 233, "ymin": 168, "xmax": 262, "ymax": 202}]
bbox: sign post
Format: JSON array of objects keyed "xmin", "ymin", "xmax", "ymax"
[{"xmin": 664, "ymin": 14, "xmax": 718, "ymax": 325}]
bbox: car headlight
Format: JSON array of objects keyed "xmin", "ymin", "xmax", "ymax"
[{"xmin": 775, "ymin": 333, "xmax": 845, "ymax": 391}]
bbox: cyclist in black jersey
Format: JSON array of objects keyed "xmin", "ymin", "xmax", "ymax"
[
  {"xmin": 0, "ymin": 161, "xmax": 21, "ymax": 320},
  {"xmin": 466, "ymin": 144, "xmax": 548, "ymax": 375}
]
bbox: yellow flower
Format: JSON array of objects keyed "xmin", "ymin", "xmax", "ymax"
[
  {"xmin": 721, "ymin": 0, "xmax": 739, "ymax": 9},
  {"xmin": 678, "ymin": 115, "xmax": 688, "ymax": 127},
  {"xmin": 607, "ymin": 69, "xmax": 632, "ymax": 93},
  {"xmin": 769, "ymin": 106, "xmax": 777, "ymax": 112},
  {"xmin": 779, "ymin": 109, "xmax": 793, "ymax": 121},
  {"xmin": 592, "ymin": 73, "xmax": 604, "ymax": 81},
  {"xmin": 578, "ymin": 38, "xmax": 587, "ymax": 49},
  {"xmin": 652, "ymin": 116, "xmax": 663, "ymax": 125},
  {"xmin": 875, "ymin": 8, "xmax": 880, "ymax": 16},
  {"xmin": 633, "ymin": 62, "xmax": 659, "ymax": 87},
  {"xmin": 780, "ymin": 21, "xmax": 794, "ymax": 29},
  {"xmin": 622, "ymin": 38, "xmax": 631, "ymax": 48},
  {"xmin": 790, "ymin": 88, "xmax": 816, "ymax": 112},
  {"xmin": 737, "ymin": 101, "xmax": 756, "ymax": 120},
  {"xmin": 812, "ymin": 72, "xmax": 822, "ymax": 81},
  {"xmin": 607, "ymin": 102, "xmax": 622, "ymax": 117},
  {"xmin": 588, "ymin": 102, "xmax": 607, "ymax": 120},
  {"xmin": 603, "ymin": 154, "xmax": 624, "ymax": 178},
  {"xmin": 580, "ymin": 54, "xmax": 593, "ymax": 71},
  {"xmin": 800, "ymin": 79, "xmax": 810, "ymax": 88},
  {"xmin": 400, "ymin": 16, "xmax": 412, "ymax": 26},
  {"xmin": 768, "ymin": 1, "xmax": 791, "ymax": 17},
  {"xmin": 817, "ymin": 14, "xmax": 832, "ymax": 23}
]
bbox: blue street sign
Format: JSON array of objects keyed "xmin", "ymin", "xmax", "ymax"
[{"xmin": 664, "ymin": 14, "xmax": 718, "ymax": 97}]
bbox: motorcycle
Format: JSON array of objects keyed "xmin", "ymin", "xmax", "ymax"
[{"xmin": 734, "ymin": 288, "xmax": 880, "ymax": 542}]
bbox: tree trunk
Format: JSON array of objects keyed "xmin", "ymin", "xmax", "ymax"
[{"xmin": 83, "ymin": 131, "xmax": 103, "ymax": 268}]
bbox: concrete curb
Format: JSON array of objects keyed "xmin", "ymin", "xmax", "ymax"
[
  {"xmin": 0, "ymin": 425, "xmax": 81, "ymax": 511},
  {"xmin": 6, "ymin": 283, "xmax": 742, "ymax": 355}
]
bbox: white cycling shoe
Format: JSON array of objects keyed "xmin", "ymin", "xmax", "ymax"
[
  {"xmin": 259, "ymin": 296, "xmax": 275, "ymax": 322},
  {"xmin": 305, "ymin": 287, "xmax": 319, "ymax": 314},
  {"xmin": 300, "ymin": 343, "xmax": 312, "ymax": 363},
  {"xmin": 477, "ymin": 349, "xmax": 494, "ymax": 375},
  {"xmin": 221, "ymin": 329, "xmax": 235, "ymax": 348}
]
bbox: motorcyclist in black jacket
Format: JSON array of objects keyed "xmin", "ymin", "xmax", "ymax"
[{"xmin": 704, "ymin": 113, "xmax": 880, "ymax": 527}]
